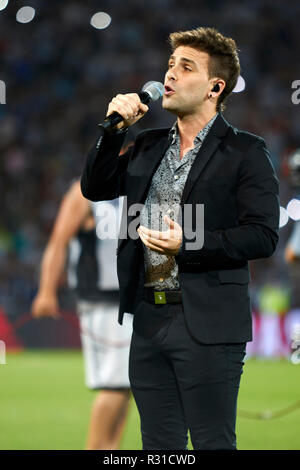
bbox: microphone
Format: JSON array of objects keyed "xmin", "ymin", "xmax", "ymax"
[{"xmin": 98, "ymin": 81, "xmax": 165, "ymax": 132}]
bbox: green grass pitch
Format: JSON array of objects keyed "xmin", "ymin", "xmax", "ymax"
[{"xmin": 0, "ymin": 350, "xmax": 299, "ymax": 450}]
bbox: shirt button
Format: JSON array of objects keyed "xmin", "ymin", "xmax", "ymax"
[{"xmin": 174, "ymin": 175, "xmax": 179, "ymax": 180}]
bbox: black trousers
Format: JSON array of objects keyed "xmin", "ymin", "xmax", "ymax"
[{"xmin": 129, "ymin": 300, "xmax": 246, "ymax": 450}]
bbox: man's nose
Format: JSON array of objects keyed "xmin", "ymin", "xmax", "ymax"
[{"xmin": 166, "ymin": 67, "xmax": 177, "ymax": 81}]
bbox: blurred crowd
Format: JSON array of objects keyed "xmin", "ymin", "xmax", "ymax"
[{"xmin": 0, "ymin": 0, "xmax": 300, "ymax": 352}]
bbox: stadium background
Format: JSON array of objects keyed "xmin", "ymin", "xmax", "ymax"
[{"xmin": 0, "ymin": 0, "xmax": 299, "ymax": 450}]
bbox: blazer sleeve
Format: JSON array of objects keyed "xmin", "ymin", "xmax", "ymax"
[
  {"xmin": 81, "ymin": 131, "xmax": 131, "ymax": 202},
  {"xmin": 176, "ymin": 139, "xmax": 280, "ymax": 267}
]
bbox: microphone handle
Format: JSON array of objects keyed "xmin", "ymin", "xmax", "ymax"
[{"xmin": 98, "ymin": 91, "xmax": 151, "ymax": 132}]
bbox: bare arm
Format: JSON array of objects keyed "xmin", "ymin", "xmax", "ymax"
[{"xmin": 31, "ymin": 181, "xmax": 90, "ymax": 318}]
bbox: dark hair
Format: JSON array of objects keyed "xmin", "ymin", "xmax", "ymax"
[{"xmin": 168, "ymin": 27, "xmax": 240, "ymax": 112}]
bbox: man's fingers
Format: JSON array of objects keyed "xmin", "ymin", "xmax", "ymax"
[
  {"xmin": 138, "ymin": 228, "xmax": 180, "ymax": 256},
  {"xmin": 31, "ymin": 299, "xmax": 61, "ymax": 319},
  {"xmin": 107, "ymin": 94, "xmax": 141, "ymax": 117},
  {"xmin": 164, "ymin": 214, "xmax": 174, "ymax": 227},
  {"xmin": 114, "ymin": 95, "xmax": 140, "ymax": 115},
  {"xmin": 138, "ymin": 228, "xmax": 166, "ymax": 246},
  {"xmin": 139, "ymin": 225, "xmax": 180, "ymax": 242},
  {"xmin": 106, "ymin": 93, "xmax": 149, "ymax": 128},
  {"xmin": 138, "ymin": 231, "xmax": 165, "ymax": 253},
  {"xmin": 164, "ymin": 215, "xmax": 182, "ymax": 231},
  {"xmin": 139, "ymin": 226, "xmax": 169, "ymax": 240},
  {"xmin": 138, "ymin": 103, "xmax": 149, "ymax": 114},
  {"xmin": 107, "ymin": 102, "xmax": 135, "ymax": 120}
]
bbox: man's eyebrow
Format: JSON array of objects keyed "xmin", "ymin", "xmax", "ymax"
[{"xmin": 168, "ymin": 55, "xmax": 196, "ymax": 66}]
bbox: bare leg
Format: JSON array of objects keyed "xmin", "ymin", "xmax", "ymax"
[{"xmin": 85, "ymin": 389, "xmax": 131, "ymax": 450}]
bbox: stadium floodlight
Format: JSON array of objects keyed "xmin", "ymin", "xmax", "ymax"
[
  {"xmin": 0, "ymin": 0, "xmax": 9, "ymax": 12},
  {"xmin": 233, "ymin": 75, "xmax": 245, "ymax": 93},
  {"xmin": 90, "ymin": 12, "xmax": 111, "ymax": 30},
  {"xmin": 279, "ymin": 206, "xmax": 289, "ymax": 228},
  {"xmin": 286, "ymin": 198, "xmax": 300, "ymax": 221},
  {"xmin": 16, "ymin": 6, "xmax": 36, "ymax": 24}
]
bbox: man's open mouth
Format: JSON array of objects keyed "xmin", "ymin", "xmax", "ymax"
[{"xmin": 164, "ymin": 85, "xmax": 175, "ymax": 95}]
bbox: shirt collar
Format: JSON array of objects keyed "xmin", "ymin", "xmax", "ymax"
[{"xmin": 169, "ymin": 113, "xmax": 219, "ymax": 145}]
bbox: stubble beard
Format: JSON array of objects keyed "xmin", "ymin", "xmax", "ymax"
[
  {"xmin": 162, "ymin": 96, "xmax": 188, "ymax": 116},
  {"xmin": 163, "ymin": 98, "xmax": 197, "ymax": 119}
]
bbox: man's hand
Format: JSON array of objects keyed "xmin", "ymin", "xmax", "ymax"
[
  {"xmin": 31, "ymin": 292, "xmax": 60, "ymax": 319},
  {"xmin": 106, "ymin": 93, "xmax": 149, "ymax": 130},
  {"xmin": 137, "ymin": 215, "xmax": 182, "ymax": 256}
]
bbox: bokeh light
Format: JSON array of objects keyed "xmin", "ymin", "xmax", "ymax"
[
  {"xmin": 233, "ymin": 75, "xmax": 246, "ymax": 93},
  {"xmin": 16, "ymin": 6, "xmax": 36, "ymax": 24},
  {"xmin": 0, "ymin": 0, "xmax": 9, "ymax": 12},
  {"xmin": 90, "ymin": 12, "xmax": 111, "ymax": 30},
  {"xmin": 279, "ymin": 206, "xmax": 289, "ymax": 228},
  {"xmin": 286, "ymin": 198, "xmax": 300, "ymax": 221}
]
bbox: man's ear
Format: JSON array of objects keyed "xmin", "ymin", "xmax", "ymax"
[{"xmin": 210, "ymin": 79, "xmax": 226, "ymax": 95}]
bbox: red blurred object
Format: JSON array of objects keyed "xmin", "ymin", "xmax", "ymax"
[{"xmin": 0, "ymin": 307, "xmax": 23, "ymax": 351}]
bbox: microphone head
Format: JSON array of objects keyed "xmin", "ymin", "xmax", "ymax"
[{"xmin": 142, "ymin": 81, "xmax": 165, "ymax": 101}]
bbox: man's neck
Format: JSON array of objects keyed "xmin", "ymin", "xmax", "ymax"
[
  {"xmin": 177, "ymin": 109, "xmax": 217, "ymax": 145},
  {"xmin": 176, "ymin": 109, "xmax": 217, "ymax": 159}
]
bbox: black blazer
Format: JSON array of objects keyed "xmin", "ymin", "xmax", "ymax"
[{"xmin": 81, "ymin": 114, "xmax": 280, "ymax": 344}]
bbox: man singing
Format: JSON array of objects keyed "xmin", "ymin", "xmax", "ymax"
[{"xmin": 81, "ymin": 27, "xmax": 279, "ymax": 450}]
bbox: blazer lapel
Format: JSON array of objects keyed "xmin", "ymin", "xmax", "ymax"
[
  {"xmin": 133, "ymin": 131, "xmax": 171, "ymax": 205},
  {"xmin": 181, "ymin": 113, "xmax": 230, "ymax": 206},
  {"xmin": 117, "ymin": 129, "xmax": 170, "ymax": 251}
]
